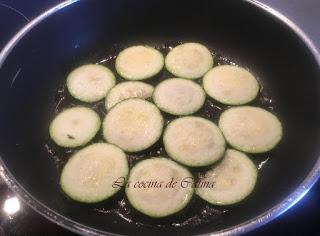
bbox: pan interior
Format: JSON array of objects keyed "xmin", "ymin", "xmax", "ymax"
[{"xmin": 0, "ymin": 0, "xmax": 319, "ymax": 235}]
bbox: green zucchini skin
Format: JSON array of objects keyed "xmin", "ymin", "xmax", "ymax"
[
  {"xmin": 203, "ymin": 65, "xmax": 259, "ymax": 105},
  {"xmin": 165, "ymin": 42, "xmax": 213, "ymax": 79},
  {"xmin": 60, "ymin": 143, "xmax": 129, "ymax": 203},
  {"xmin": 196, "ymin": 149, "xmax": 257, "ymax": 205},
  {"xmin": 153, "ymin": 78, "xmax": 206, "ymax": 115},
  {"xmin": 66, "ymin": 64, "xmax": 115, "ymax": 103},
  {"xmin": 103, "ymin": 98, "xmax": 164, "ymax": 152},
  {"xmin": 163, "ymin": 116, "xmax": 226, "ymax": 167},
  {"xmin": 49, "ymin": 107, "xmax": 101, "ymax": 148},
  {"xmin": 115, "ymin": 46, "xmax": 164, "ymax": 80},
  {"xmin": 219, "ymin": 106, "xmax": 283, "ymax": 153},
  {"xmin": 105, "ymin": 81, "xmax": 154, "ymax": 110},
  {"xmin": 125, "ymin": 157, "xmax": 194, "ymax": 218}
]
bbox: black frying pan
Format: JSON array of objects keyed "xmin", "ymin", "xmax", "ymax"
[{"xmin": 0, "ymin": 0, "xmax": 320, "ymax": 235}]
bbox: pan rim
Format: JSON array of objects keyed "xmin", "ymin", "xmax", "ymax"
[{"xmin": 0, "ymin": 0, "xmax": 319, "ymax": 235}]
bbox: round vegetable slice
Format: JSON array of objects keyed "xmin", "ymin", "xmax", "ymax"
[
  {"xmin": 203, "ymin": 65, "xmax": 259, "ymax": 105},
  {"xmin": 196, "ymin": 149, "xmax": 257, "ymax": 205},
  {"xmin": 219, "ymin": 106, "xmax": 282, "ymax": 153},
  {"xmin": 60, "ymin": 143, "xmax": 128, "ymax": 203},
  {"xmin": 105, "ymin": 81, "xmax": 154, "ymax": 110},
  {"xmin": 103, "ymin": 98, "xmax": 163, "ymax": 152},
  {"xmin": 115, "ymin": 45, "xmax": 164, "ymax": 80},
  {"xmin": 67, "ymin": 64, "xmax": 115, "ymax": 103},
  {"xmin": 165, "ymin": 42, "xmax": 213, "ymax": 79},
  {"xmin": 49, "ymin": 107, "xmax": 100, "ymax": 148},
  {"xmin": 126, "ymin": 158, "xmax": 194, "ymax": 218},
  {"xmin": 153, "ymin": 78, "xmax": 206, "ymax": 115},
  {"xmin": 163, "ymin": 116, "xmax": 226, "ymax": 167}
]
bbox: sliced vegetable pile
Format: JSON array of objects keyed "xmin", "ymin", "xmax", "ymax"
[{"xmin": 49, "ymin": 42, "xmax": 283, "ymax": 218}]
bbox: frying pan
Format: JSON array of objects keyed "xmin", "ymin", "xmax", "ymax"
[{"xmin": 0, "ymin": 0, "xmax": 320, "ymax": 235}]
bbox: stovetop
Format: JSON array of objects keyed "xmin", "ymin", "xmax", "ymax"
[{"xmin": 0, "ymin": 0, "xmax": 319, "ymax": 235}]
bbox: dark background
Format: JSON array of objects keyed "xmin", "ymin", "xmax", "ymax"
[{"xmin": 0, "ymin": 0, "xmax": 319, "ymax": 235}]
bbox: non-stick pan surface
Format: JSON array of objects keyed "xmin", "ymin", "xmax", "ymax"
[{"xmin": 0, "ymin": 0, "xmax": 320, "ymax": 235}]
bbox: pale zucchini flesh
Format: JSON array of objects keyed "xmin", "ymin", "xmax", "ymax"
[
  {"xmin": 163, "ymin": 116, "xmax": 226, "ymax": 167},
  {"xmin": 203, "ymin": 65, "xmax": 259, "ymax": 105},
  {"xmin": 219, "ymin": 106, "xmax": 282, "ymax": 153},
  {"xmin": 105, "ymin": 81, "xmax": 154, "ymax": 110},
  {"xmin": 196, "ymin": 149, "xmax": 257, "ymax": 205},
  {"xmin": 49, "ymin": 107, "xmax": 100, "ymax": 148},
  {"xmin": 115, "ymin": 46, "xmax": 164, "ymax": 80},
  {"xmin": 153, "ymin": 78, "xmax": 206, "ymax": 115},
  {"xmin": 126, "ymin": 158, "xmax": 194, "ymax": 218},
  {"xmin": 103, "ymin": 98, "xmax": 163, "ymax": 152},
  {"xmin": 60, "ymin": 143, "xmax": 129, "ymax": 203},
  {"xmin": 67, "ymin": 64, "xmax": 115, "ymax": 103},
  {"xmin": 165, "ymin": 42, "xmax": 213, "ymax": 79}
]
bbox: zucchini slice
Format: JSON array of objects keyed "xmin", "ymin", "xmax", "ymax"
[
  {"xmin": 49, "ymin": 107, "xmax": 100, "ymax": 148},
  {"xmin": 66, "ymin": 64, "xmax": 115, "ymax": 103},
  {"xmin": 103, "ymin": 98, "xmax": 163, "ymax": 152},
  {"xmin": 203, "ymin": 65, "xmax": 259, "ymax": 105},
  {"xmin": 165, "ymin": 42, "xmax": 213, "ymax": 79},
  {"xmin": 60, "ymin": 143, "xmax": 129, "ymax": 203},
  {"xmin": 105, "ymin": 81, "xmax": 154, "ymax": 110},
  {"xmin": 153, "ymin": 78, "xmax": 206, "ymax": 115},
  {"xmin": 219, "ymin": 106, "xmax": 282, "ymax": 153},
  {"xmin": 196, "ymin": 149, "xmax": 257, "ymax": 205},
  {"xmin": 126, "ymin": 157, "xmax": 194, "ymax": 218},
  {"xmin": 115, "ymin": 46, "xmax": 164, "ymax": 80},
  {"xmin": 163, "ymin": 117, "xmax": 226, "ymax": 167}
]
